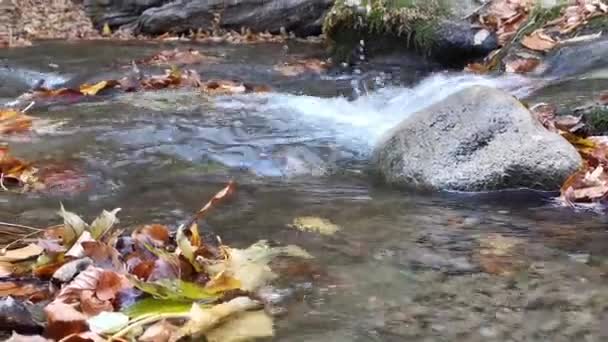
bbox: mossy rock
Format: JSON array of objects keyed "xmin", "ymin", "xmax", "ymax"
[
  {"xmin": 323, "ymin": 0, "xmax": 497, "ymax": 66},
  {"xmin": 583, "ymin": 108, "xmax": 608, "ymax": 135}
]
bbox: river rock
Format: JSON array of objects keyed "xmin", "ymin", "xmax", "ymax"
[
  {"xmin": 323, "ymin": 0, "xmax": 498, "ymax": 67},
  {"xmin": 372, "ymin": 85, "xmax": 582, "ymax": 191},
  {"xmin": 0, "ymin": 297, "xmax": 43, "ymax": 335}
]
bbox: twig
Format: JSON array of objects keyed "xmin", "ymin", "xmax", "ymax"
[
  {"xmin": 109, "ymin": 313, "xmax": 188, "ymax": 340},
  {"xmin": 21, "ymin": 101, "xmax": 35, "ymax": 113},
  {"xmin": 1, "ymin": 229, "xmax": 43, "ymax": 254},
  {"xmin": 0, "ymin": 221, "xmax": 45, "ymax": 232}
]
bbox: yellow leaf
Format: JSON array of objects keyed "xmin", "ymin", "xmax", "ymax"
[
  {"xmin": 102, "ymin": 23, "xmax": 112, "ymax": 37},
  {"xmin": 205, "ymin": 271, "xmax": 241, "ymax": 294},
  {"xmin": 79, "ymin": 81, "xmax": 110, "ymax": 96},
  {"xmin": 290, "ymin": 216, "xmax": 341, "ymax": 235},
  {"xmin": 205, "ymin": 310, "xmax": 274, "ymax": 342}
]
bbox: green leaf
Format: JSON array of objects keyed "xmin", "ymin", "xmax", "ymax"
[
  {"xmin": 58, "ymin": 203, "xmax": 88, "ymax": 246},
  {"xmin": 87, "ymin": 311, "xmax": 130, "ymax": 334},
  {"xmin": 89, "ymin": 208, "xmax": 121, "ymax": 240},
  {"xmin": 122, "ymin": 298, "xmax": 195, "ymax": 318},
  {"xmin": 128, "ymin": 277, "xmax": 220, "ymax": 302}
]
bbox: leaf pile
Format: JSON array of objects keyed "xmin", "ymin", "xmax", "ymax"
[
  {"xmin": 531, "ymin": 103, "xmax": 608, "ymax": 205},
  {"xmin": 0, "ymin": 182, "xmax": 313, "ymax": 341},
  {"xmin": 468, "ymin": 0, "xmax": 608, "ymax": 74}
]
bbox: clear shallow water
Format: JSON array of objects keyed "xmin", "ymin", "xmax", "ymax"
[{"xmin": 1, "ymin": 41, "xmax": 608, "ymax": 341}]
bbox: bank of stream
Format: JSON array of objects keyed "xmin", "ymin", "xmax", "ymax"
[{"xmin": 2, "ymin": 40, "xmax": 608, "ymax": 341}]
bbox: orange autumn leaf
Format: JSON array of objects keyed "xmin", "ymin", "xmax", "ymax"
[
  {"xmin": 0, "ymin": 109, "xmax": 33, "ymax": 134},
  {"xmin": 505, "ymin": 57, "xmax": 540, "ymax": 74},
  {"xmin": 521, "ymin": 31, "xmax": 557, "ymax": 52},
  {"xmin": 79, "ymin": 80, "xmax": 117, "ymax": 96}
]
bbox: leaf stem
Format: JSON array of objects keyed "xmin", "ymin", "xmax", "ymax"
[{"xmin": 109, "ymin": 313, "xmax": 189, "ymax": 340}]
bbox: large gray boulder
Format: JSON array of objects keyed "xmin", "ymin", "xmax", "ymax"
[{"xmin": 372, "ymin": 86, "xmax": 582, "ymax": 191}]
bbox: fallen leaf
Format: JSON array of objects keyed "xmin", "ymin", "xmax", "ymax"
[
  {"xmin": 140, "ymin": 49, "xmax": 220, "ymax": 66},
  {"xmin": 134, "ymin": 224, "xmax": 171, "ymax": 247},
  {"xmin": 505, "ymin": 57, "xmax": 540, "ymax": 73},
  {"xmin": 65, "ymin": 231, "xmax": 96, "ymax": 258},
  {"xmin": 79, "ymin": 81, "xmax": 115, "ymax": 96},
  {"xmin": 44, "ymin": 301, "xmax": 88, "ymax": 341},
  {"xmin": 122, "ymin": 298, "xmax": 193, "ymax": 319},
  {"xmin": 521, "ymin": 31, "xmax": 557, "ymax": 52},
  {"xmin": 87, "ymin": 311, "xmax": 129, "ymax": 334},
  {"xmin": 289, "ymin": 216, "xmax": 341, "ymax": 235},
  {"xmin": 102, "ymin": 23, "xmax": 112, "ymax": 37},
  {"xmin": 0, "ymin": 109, "xmax": 33, "ymax": 134},
  {"xmin": 274, "ymin": 59, "xmax": 328, "ymax": 77},
  {"xmin": 205, "ymin": 271, "xmax": 242, "ymax": 294},
  {"xmin": 140, "ymin": 320, "xmax": 179, "ymax": 342},
  {"xmin": 89, "ymin": 208, "xmax": 121, "ymax": 240},
  {"xmin": 80, "ymin": 290, "xmax": 113, "ymax": 317},
  {"xmin": 128, "ymin": 277, "xmax": 220, "ymax": 302},
  {"xmin": 5, "ymin": 332, "xmax": 51, "ymax": 342},
  {"xmin": 206, "ymin": 240, "xmax": 313, "ymax": 291},
  {"xmin": 96, "ymin": 270, "xmax": 130, "ymax": 301},
  {"xmin": 0, "ymin": 281, "xmax": 51, "ymax": 301},
  {"xmin": 58, "ymin": 204, "xmax": 88, "ymax": 246},
  {"xmin": 205, "ymin": 310, "xmax": 274, "ymax": 342},
  {"xmin": 171, "ymin": 297, "xmax": 262, "ymax": 342},
  {"xmin": 0, "ymin": 244, "xmax": 43, "ymax": 262},
  {"xmin": 52, "ymin": 258, "xmax": 93, "ymax": 283}
]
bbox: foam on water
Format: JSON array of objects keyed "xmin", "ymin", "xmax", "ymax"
[{"xmin": 217, "ymin": 72, "xmax": 538, "ymax": 156}]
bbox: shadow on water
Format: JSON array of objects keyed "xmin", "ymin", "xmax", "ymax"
[{"xmin": 1, "ymin": 41, "xmax": 608, "ymax": 341}]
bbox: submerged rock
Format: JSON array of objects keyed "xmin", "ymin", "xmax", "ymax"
[
  {"xmin": 85, "ymin": 0, "xmax": 333, "ymax": 37},
  {"xmin": 372, "ymin": 86, "xmax": 582, "ymax": 191},
  {"xmin": 323, "ymin": 0, "xmax": 498, "ymax": 67},
  {"xmin": 0, "ymin": 297, "xmax": 43, "ymax": 335}
]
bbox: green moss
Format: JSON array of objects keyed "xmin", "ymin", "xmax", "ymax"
[
  {"xmin": 584, "ymin": 108, "xmax": 608, "ymax": 134},
  {"xmin": 323, "ymin": 0, "xmax": 449, "ymax": 62}
]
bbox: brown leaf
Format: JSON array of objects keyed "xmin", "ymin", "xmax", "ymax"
[
  {"xmin": 0, "ymin": 109, "xmax": 33, "ymax": 134},
  {"xmin": 44, "ymin": 301, "xmax": 88, "ymax": 341},
  {"xmin": 521, "ymin": 31, "xmax": 557, "ymax": 52},
  {"xmin": 0, "ymin": 244, "xmax": 43, "ymax": 262},
  {"xmin": 79, "ymin": 290, "xmax": 113, "ymax": 317},
  {"xmin": 0, "ymin": 281, "xmax": 51, "ymax": 301},
  {"xmin": 96, "ymin": 270, "xmax": 130, "ymax": 301},
  {"xmin": 274, "ymin": 59, "xmax": 328, "ymax": 77},
  {"xmin": 139, "ymin": 320, "xmax": 179, "ymax": 342},
  {"xmin": 141, "ymin": 48, "xmax": 220, "ymax": 66},
  {"xmin": 79, "ymin": 80, "xmax": 117, "ymax": 96},
  {"xmin": 505, "ymin": 57, "xmax": 540, "ymax": 74},
  {"xmin": 134, "ymin": 224, "xmax": 171, "ymax": 247}
]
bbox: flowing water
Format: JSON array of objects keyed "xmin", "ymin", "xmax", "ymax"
[{"xmin": 2, "ymin": 41, "xmax": 608, "ymax": 341}]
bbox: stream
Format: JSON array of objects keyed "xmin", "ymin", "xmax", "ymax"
[{"xmin": 2, "ymin": 41, "xmax": 608, "ymax": 341}]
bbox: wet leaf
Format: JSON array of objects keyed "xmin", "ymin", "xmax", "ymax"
[
  {"xmin": 0, "ymin": 281, "xmax": 51, "ymax": 301},
  {"xmin": 122, "ymin": 298, "xmax": 193, "ymax": 318},
  {"xmin": 58, "ymin": 203, "xmax": 88, "ymax": 246},
  {"xmin": 102, "ymin": 23, "xmax": 112, "ymax": 37},
  {"xmin": 274, "ymin": 59, "xmax": 328, "ymax": 77},
  {"xmin": 140, "ymin": 319, "xmax": 179, "ymax": 342},
  {"xmin": 79, "ymin": 81, "xmax": 115, "ymax": 96},
  {"xmin": 205, "ymin": 271, "xmax": 242, "ymax": 294},
  {"xmin": 89, "ymin": 208, "xmax": 121, "ymax": 240},
  {"xmin": 521, "ymin": 31, "xmax": 557, "ymax": 52},
  {"xmin": 172, "ymin": 297, "xmax": 262, "ymax": 342},
  {"xmin": 96, "ymin": 269, "xmax": 130, "ymax": 301},
  {"xmin": 206, "ymin": 241, "xmax": 313, "ymax": 291},
  {"xmin": 66, "ymin": 231, "xmax": 96, "ymax": 258},
  {"xmin": 0, "ymin": 109, "xmax": 33, "ymax": 134},
  {"xmin": 87, "ymin": 311, "xmax": 129, "ymax": 334},
  {"xmin": 290, "ymin": 216, "xmax": 341, "ymax": 235},
  {"xmin": 141, "ymin": 48, "xmax": 219, "ymax": 66},
  {"xmin": 0, "ymin": 244, "xmax": 43, "ymax": 262},
  {"xmin": 201, "ymin": 80, "xmax": 246, "ymax": 95},
  {"xmin": 176, "ymin": 225, "xmax": 199, "ymax": 271},
  {"xmin": 505, "ymin": 57, "xmax": 540, "ymax": 74},
  {"xmin": 6, "ymin": 332, "xmax": 51, "ymax": 342},
  {"xmin": 205, "ymin": 310, "xmax": 274, "ymax": 342},
  {"xmin": 80, "ymin": 290, "xmax": 113, "ymax": 317},
  {"xmin": 128, "ymin": 277, "xmax": 220, "ymax": 302},
  {"xmin": 134, "ymin": 224, "xmax": 171, "ymax": 247},
  {"xmin": 44, "ymin": 301, "xmax": 88, "ymax": 341},
  {"xmin": 52, "ymin": 258, "xmax": 93, "ymax": 283}
]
